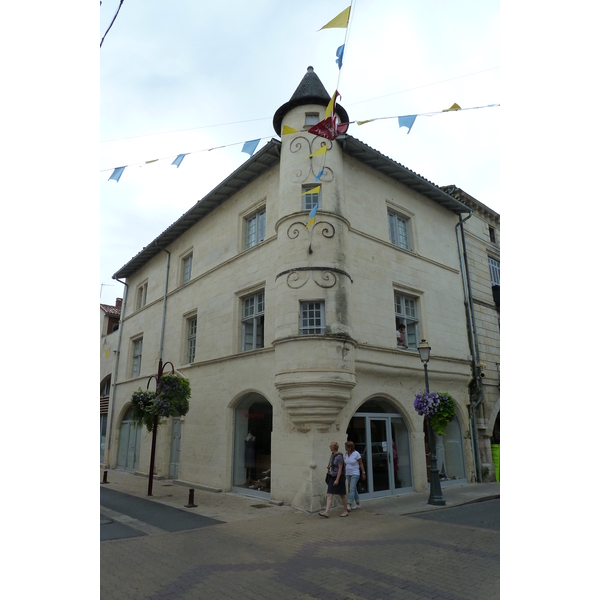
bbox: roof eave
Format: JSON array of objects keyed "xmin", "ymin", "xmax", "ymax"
[{"xmin": 112, "ymin": 139, "xmax": 281, "ymax": 280}]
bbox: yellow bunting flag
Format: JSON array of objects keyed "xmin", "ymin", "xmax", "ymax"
[
  {"xmin": 145, "ymin": 159, "xmax": 159, "ymax": 164},
  {"xmin": 308, "ymin": 145, "xmax": 327, "ymax": 158},
  {"xmin": 357, "ymin": 119, "xmax": 375, "ymax": 126},
  {"xmin": 325, "ymin": 90, "xmax": 339, "ymax": 118},
  {"xmin": 105, "ymin": 349, "xmax": 110, "ymax": 358},
  {"xmin": 320, "ymin": 6, "xmax": 351, "ymax": 30},
  {"xmin": 282, "ymin": 125, "xmax": 298, "ymax": 135},
  {"xmin": 301, "ymin": 185, "xmax": 321, "ymax": 196},
  {"xmin": 443, "ymin": 103, "xmax": 461, "ymax": 112}
]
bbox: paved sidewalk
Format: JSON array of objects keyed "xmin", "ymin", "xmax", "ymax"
[{"xmin": 99, "ymin": 468, "xmax": 499, "ymax": 522}]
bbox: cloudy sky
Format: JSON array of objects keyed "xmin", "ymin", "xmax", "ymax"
[{"xmin": 99, "ymin": 0, "xmax": 500, "ymax": 306}]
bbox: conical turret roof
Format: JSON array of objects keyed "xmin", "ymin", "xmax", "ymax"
[{"xmin": 273, "ymin": 66, "xmax": 349, "ymax": 135}]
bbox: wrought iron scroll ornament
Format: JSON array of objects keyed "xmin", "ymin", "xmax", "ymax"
[
  {"xmin": 287, "ymin": 219, "xmax": 335, "ymax": 254},
  {"xmin": 289, "ymin": 135, "xmax": 334, "ymax": 183},
  {"xmin": 275, "ymin": 266, "xmax": 353, "ymax": 289}
]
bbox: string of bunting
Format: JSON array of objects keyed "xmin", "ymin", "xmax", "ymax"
[{"xmin": 104, "ymin": 4, "xmax": 498, "ymax": 183}]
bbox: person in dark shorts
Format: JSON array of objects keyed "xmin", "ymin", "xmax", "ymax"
[{"xmin": 320, "ymin": 441, "xmax": 349, "ymax": 517}]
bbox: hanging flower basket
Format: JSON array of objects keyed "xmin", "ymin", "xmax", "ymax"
[
  {"xmin": 130, "ymin": 374, "xmax": 191, "ymax": 432},
  {"xmin": 413, "ymin": 391, "xmax": 456, "ymax": 436},
  {"xmin": 156, "ymin": 373, "xmax": 191, "ymax": 418}
]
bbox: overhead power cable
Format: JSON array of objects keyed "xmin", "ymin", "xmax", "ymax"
[
  {"xmin": 100, "ymin": 0, "xmax": 125, "ymax": 48},
  {"xmin": 101, "ymin": 66, "xmax": 500, "ymax": 144}
]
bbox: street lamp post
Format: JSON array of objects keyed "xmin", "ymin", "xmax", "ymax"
[
  {"xmin": 146, "ymin": 358, "xmax": 175, "ymax": 496},
  {"xmin": 417, "ymin": 339, "xmax": 446, "ymax": 506}
]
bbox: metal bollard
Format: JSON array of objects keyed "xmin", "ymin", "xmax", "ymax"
[
  {"xmin": 184, "ymin": 488, "xmax": 197, "ymax": 508},
  {"xmin": 101, "ymin": 470, "xmax": 109, "ymax": 484}
]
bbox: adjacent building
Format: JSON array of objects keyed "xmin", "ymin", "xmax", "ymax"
[
  {"xmin": 102, "ymin": 67, "xmax": 499, "ymax": 510},
  {"xmin": 100, "ymin": 298, "xmax": 122, "ymax": 463},
  {"xmin": 443, "ymin": 186, "xmax": 500, "ymax": 482}
]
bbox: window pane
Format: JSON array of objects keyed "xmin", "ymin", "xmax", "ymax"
[
  {"xmin": 302, "ymin": 186, "xmax": 321, "ymax": 211},
  {"xmin": 258, "ymin": 211, "xmax": 266, "ymax": 242},
  {"xmin": 243, "ymin": 321, "xmax": 255, "ymax": 351},
  {"xmin": 246, "ymin": 215, "xmax": 257, "ymax": 248},
  {"xmin": 489, "ymin": 258, "xmax": 500, "ymax": 286},
  {"xmin": 388, "ymin": 213, "xmax": 397, "ymax": 246},
  {"xmin": 388, "ymin": 213, "xmax": 408, "ymax": 249},
  {"xmin": 301, "ymin": 302, "xmax": 323, "ymax": 334},
  {"xmin": 396, "ymin": 217, "xmax": 408, "ymax": 249},
  {"xmin": 183, "ymin": 255, "xmax": 193, "ymax": 283},
  {"xmin": 187, "ymin": 338, "xmax": 196, "ymax": 363},
  {"xmin": 244, "ymin": 296, "xmax": 254, "ymax": 318}
]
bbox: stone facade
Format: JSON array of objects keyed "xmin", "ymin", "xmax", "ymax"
[
  {"xmin": 444, "ymin": 186, "xmax": 500, "ymax": 482},
  {"xmin": 103, "ymin": 68, "xmax": 498, "ymax": 511}
]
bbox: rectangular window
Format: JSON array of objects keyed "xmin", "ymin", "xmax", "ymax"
[
  {"xmin": 242, "ymin": 292, "xmax": 264, "ymax": 351},
  {"xmin": 394, "ymin": 293, "xmax": 419, "ymax": 350},
  {"xmin": 302, "ymin": 184, "xmax": 321, "ymax": 211},
  {"xmin": 489, "ymin": 226, "xmax": 496, "ymax": 244},
  {"xmin": 187, "ymin": 317, "xmax": 197, "ymax": 363},
  {"xmin": 305, "ymin": 112, "xmax": 319, "ymax": 126},
  {"xmin": 300, "ymin": 301, "xmax": 325, "ymax": 335},
  {"xmin": 131, "ymin": 338, "xmax": 143, "ymax": 378},
  {"xmin": 245, "ymin": 209, "xmax": 266, "ymax": 249},
  {"xmin": 182, "ymin": 253, "xmax": 193, "ymax": 284},
  {"xmin": 136, "ymin": 282, "xmax": 148, "ymax": 310},
  {"xmin": 489, "ymin": 257, "xmax": 500, "ymax": 286},
  {"xmin": 388, "ymin": 212, "xmax": 410, "ymax": 250}
]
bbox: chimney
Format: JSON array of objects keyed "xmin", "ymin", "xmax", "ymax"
[{"xmin": 115, "ymin": 298, "xmax": 123, "ymax": 310}]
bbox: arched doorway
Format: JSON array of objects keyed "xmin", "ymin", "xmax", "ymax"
[
  {"xmin": 346, "ymin": 397, "xmax": 413, "ymax": 499},
  {"xmin": 116, "ymin": 405, "xmax": 142, "ymax": 471},
  {"xmin": 232, "ymin": 393, "xmax": 273, "ymax": 498},
  {"xmin": 423, "ymin": 415, "xmax": 467, "ymax": 485}
]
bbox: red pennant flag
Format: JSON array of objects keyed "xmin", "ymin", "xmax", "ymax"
[{"xmin": 308, "ymin": 116, "xmax": 349, "ymax": 140}]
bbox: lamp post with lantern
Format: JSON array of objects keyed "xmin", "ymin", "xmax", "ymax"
[{"xmin": 417, "ymin": 339, "xmax": 446, "ymax": 506}]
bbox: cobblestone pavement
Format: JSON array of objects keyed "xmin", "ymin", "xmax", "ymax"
[{"xmin": 101, "ymin": 496, "xmax": 499, "ymax": 599}]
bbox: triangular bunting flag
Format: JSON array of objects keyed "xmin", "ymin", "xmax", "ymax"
[
  {"xmin": 320, "ymin": 6, "xmax": 350, "ymax": 30},
  {"xmin": 336, "ymin": 44, "xmax": 345, "ymax": 69},
  {"xmin": 308, "ymin": 145, "xmax": 327, "ymax": 158},
  {"xmin": 171, "ymin": 154, "xmax": 188, "ymax": 168},
  {"xmin": 315, "ymin": 168, "xmax": 324, "ymax": 182},
  {"xmin": 301, "ymin": 185, "xmax": 321, "ymax": 196},
  {"xmin": 282, "ymin": 125, "xmax": 298, "ymax": 135},
  {"xmin": 108, "ymin": 166, "xmax": 126, "ymax": 182},
  {"xmin": 305, "ymin": 204, "xmax": 318, "ymax": 229},
  {"xmin": 443, "ymin": 103, "xmax": 461, "ymax": 112},
  {"xmin": 326, "ymin": 90, "xmax": 339, "ymax": 118},
  {"xmin": 105, "ymin": 349, "xmax": 110, "ymax": 358},
  {"xmin": 145, "ymin": 159, "xmax": 158, "ymax": 164},
  {"xmin": 398, "ymin": 115, "xmax": 417, "ymax": 134},
  {"xmin": 241, "ymin": 139, "xmax": 260, "ymax": 156},
  {"xmin": 357, "ymin": 119, "xmax": 375, "ymax": 126}
]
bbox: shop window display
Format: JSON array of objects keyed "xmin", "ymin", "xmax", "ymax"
[{"xmin": 233, "ymin": 394, "xmax": 272, "ymax": 495}]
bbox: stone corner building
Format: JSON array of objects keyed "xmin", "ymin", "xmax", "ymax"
[{"xmin": 103, "ymin": 67, "xmax": 500, "ymax": 512}]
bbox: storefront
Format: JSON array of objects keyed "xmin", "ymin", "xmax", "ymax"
[
  {"xmin": 232, "ymin": 393, "xmax": 273, "ymax": 498},
  {"xmin": 346, "ymin": 398, "xmax": 414, "ymax": 499}
]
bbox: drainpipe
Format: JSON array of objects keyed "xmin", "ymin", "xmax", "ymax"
[
  {"xmin": 105, "ymin": 278, "xmax": 128, "ymax": 467},
  {"xmin": 455, "ymin": 211, "xmax": 484, "ymax": 483},
  {"xmin": 155, "ymin": 243, "xmax": 171, "ymax": 361}
]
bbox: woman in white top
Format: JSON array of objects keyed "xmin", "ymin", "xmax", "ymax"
[{"xmin": 344, "ymin": 441, "xmax": 366, "ymax": 509}]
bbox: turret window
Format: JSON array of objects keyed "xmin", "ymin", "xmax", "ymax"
[
  {"xmin": 300, "ymin": 301, "xmax": 325, "ymax": 335},
  {"xmin": 302, "ymin": 184, "xmax": 321, "ymax": 211},
  {"xmin": 305, "ymin": 112, "xmax": 319, "ymax": 126}
]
